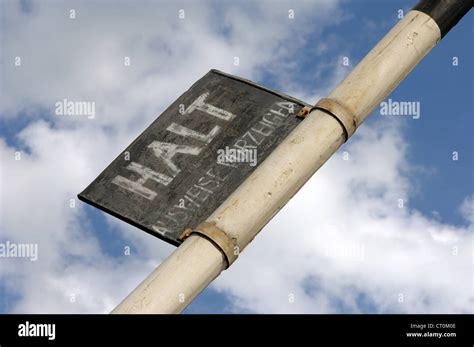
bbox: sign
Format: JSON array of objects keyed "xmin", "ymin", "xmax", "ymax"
[{"xmin": 78, "ymin": 70, "xmax": 308, "ymax": 245}]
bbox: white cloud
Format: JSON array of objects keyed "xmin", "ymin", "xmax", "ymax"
[
  {"xmin": 459, "ymin": 195, "xmax": 474, "ymax": 225},
  {"xmin": 0, "ymin": 0, "xmax": 342, "ymax": 124}
]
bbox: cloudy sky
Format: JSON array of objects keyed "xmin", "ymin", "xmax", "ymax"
[{"xmin": 0, "ymin": 0, "xmax": 472, "ymax": 314}]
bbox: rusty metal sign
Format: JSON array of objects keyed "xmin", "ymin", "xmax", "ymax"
[{"xmin": 78, "ymin": 70, "xmax": 308, "ymax": 246}]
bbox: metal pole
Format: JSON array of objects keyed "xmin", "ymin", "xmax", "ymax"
[{"xmin": 112, "ymin": 0, "xmax": 471, "ymax": 314}]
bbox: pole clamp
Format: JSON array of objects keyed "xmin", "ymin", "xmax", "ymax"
[
  {"xmin": 313, "ymin": 98, "xmax": 357, "ymax": 142},
  {"xmin": 179, "ymin": 222, "xmax": 238, "ymax": 268}
]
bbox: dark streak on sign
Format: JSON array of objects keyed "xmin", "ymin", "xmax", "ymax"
[{"xmin": 78, "ymin": 70, "xmax": 309, "ymax": 246}]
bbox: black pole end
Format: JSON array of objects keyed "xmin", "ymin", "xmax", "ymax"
[{"xmin": 413, "ymin": 0, "xmax": 472, "ymax": 37}]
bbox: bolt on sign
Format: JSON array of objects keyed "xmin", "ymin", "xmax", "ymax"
[{"xmin": 78, "ymin": 70, "xmax": 309, "ymax": 245}]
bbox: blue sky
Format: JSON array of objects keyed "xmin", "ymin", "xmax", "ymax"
[{"xmin": 0, "ymin": 0, "xmax": 472, "ymax": 314}]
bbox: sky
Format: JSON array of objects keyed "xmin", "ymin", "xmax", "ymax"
[{"xmin": 0, "ymin": 0, "xmax": 472, "ymax": 314}]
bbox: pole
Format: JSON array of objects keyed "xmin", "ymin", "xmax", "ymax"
[{"xmin": 112, "ymin": 0, "xmax": 472, "ymax": 314}]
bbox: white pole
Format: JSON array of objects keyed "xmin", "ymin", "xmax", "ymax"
[
  {"xmin": 113, "ymin": 235, "xmax": 225, "ymax": 313},
  {"xmin": 112, "ymin": 3, "xmax": 467, "ymax": 314}
]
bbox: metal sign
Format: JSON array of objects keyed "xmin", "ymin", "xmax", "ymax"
[{"xmin": 78, "ymin": 70, "xmax": 308, "ymax": 245}]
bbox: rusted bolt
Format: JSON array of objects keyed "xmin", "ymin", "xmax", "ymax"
[{"xmin": 296, "ymin": 106, "xmax": 312, "ymax": 118}]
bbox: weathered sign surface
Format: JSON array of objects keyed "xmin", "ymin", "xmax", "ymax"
[{"xmin": 78, "ymin": 70, "xmax": 308, "ymax": 245}]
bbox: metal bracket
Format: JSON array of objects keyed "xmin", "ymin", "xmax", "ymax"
[
  {"xmin": 179, "ymin": 222, "xmax": 238, "ymax": 268},
  {"xmin": 295, "ymin": 105, "xmax": 312, "ymax": 118},
  {"xmin": 313, "ymin": 98, "xmax": 357, "ymax": 141}
]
